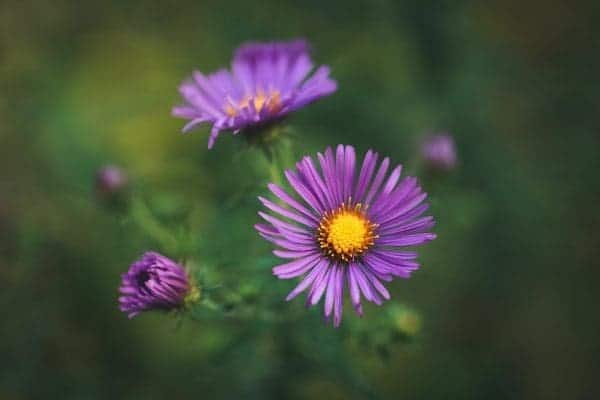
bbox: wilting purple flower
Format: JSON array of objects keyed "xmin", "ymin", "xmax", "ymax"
[
  {"xmin": 255, "ymin": 145, "xmax": 436, "ymax": 327},
  {"xmin": 421, "ymin": 133, "xmax": 457, "ymax": 171},
  {"xmin": 172, "ymin": 39, "xmax": 337, "ymax": 148},
  {"xmin": 119, "ymin": 252, "xmax": 196, "ymax": 318},
  {"xmin": 95, "ymin": 165, "xmax": 128, "ymax": 197}
]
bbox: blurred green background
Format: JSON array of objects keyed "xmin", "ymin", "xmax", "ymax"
[{"xmin": 2, "ymin": 1, "xmax": 599, "ymax": 399}]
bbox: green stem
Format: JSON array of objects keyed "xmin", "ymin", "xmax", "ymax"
[
  {"xmin": 269, "ymin": 152, "xmax": 283, "ymax": 186},
  {"xmin": 130, "ymin": 198, "xmax": 178, "ymax": 253}
]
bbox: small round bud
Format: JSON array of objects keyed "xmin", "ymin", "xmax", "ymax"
[
  {"xmin": 119, "ymin": 252, "xmax": 199, "ymax": 318},
  {"xmin": 421, "ymin": 133, "xmax": 457, "ymax": 172},
  {"xmin": 389, "ymin": 306, "xmax": 421, "ymax": 339},
  {"xmin": 95, "ymin": 165, "xmax": 128, "ymax": 199}
]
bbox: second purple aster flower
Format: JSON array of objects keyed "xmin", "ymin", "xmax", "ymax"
[
  {"xmin": 255, "ymin": 145, "xmax": 436, "ymax": 327},
  {"xmin": 173, "ymin": 39, "xmax": 337, "ymax": 149}
]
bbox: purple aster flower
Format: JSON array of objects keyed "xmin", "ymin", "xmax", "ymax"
[
  {"xmin": 172, "ymin": 39, "xmax": 337, "ymax": 148},
  {"xmin": 421, "ymin": 133, "xmax": 457, "ymax": 171},
  {"xmin": 95, "ymin": 165, "xmax": 128, "ymax": 197},
  {"xmin": 119, "ymin": 252, "xmax": 198, "ymax": 318},
  {"xmin": 255, "ymin": 145, "xmax": 436, "ymax": 327}
]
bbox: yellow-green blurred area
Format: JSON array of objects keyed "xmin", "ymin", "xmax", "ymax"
[{"xmin": 1, "ymin": 1, "xmax": 599, "ymax": 399}]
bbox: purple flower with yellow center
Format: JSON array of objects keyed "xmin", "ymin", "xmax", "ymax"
[
  {"xmin": 421, "ymin": 133, "xmax": 457, "ymax": 171},
  {"xmin": 172, "ymin": 39, "xmax": 337, "ymax": 148},
  {"xmin": 255, "ymin": 145, "xmax": 436, "ymax": 327},
  {"xmin": 119, "ymin": 252, "xmax": 199, "ymax": 319}
]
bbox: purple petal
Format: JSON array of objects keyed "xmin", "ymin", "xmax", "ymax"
[
  {"xmin": 285, "ymin": 169, "xmax": 325, "ymax": 214},
  {"xmin": 297, "ymin": 156, "xmax": 332, "ymax": 211},
  {"xmin": 172, "ymin": 105, "xmax": 202, "ymax": 119},
  {"xmin": 318, "ymin": 147, "xmax": 341, "ymax": 206},
  {"xmin": 273, "ymin": 253, "xmax": 321, "ymax": 279},
  {"xmin": 378, "ymin": 216, "xmax": 435, "ymax": 236},
  {"xmin": 257, "ymin": 212, "xmax": 308, "ymax": 235},
  {"xmin": 363, "ymin": 252, "xmax": 415, "ymax": 279},
  {"xmin": 285, "ymin": 258, "xmax": 328, "ymax": 301},
  {"xmin": 364, "ymin": 157, "xmax": 389, "ymax": 205},
  {"xmin": 376, "ymin": 232, "xmax": 437, "ymax": 247},
  {"xmin": 343, "ymin": 145, "xmax": 356, "ymax": 201},
  {"xmin": 347, "ymin": 264, "xmax": 363, "ymax": 315},
  {"xmin": 353, "ymin": 264, "xmax": 381, "ymax": 305},
  {"xmin": 362, "ymin": 266, "xmax": 391, "ymax": 300},
  {"xmin": 258, "ymin": 197, "xmax": 315, "ymax": 227},
  {"xmin": 263, "ymin": 236, "xmax": 316, "ymax": 252},
  {"xmin": 377, "ymin": 192, "xmax": 428, "ymax": 226},
  {"xmin": 181, "ymin": 117, "xmax": 210, "ymax": 133},
  {"xmin": 307, "ymin": 264, "xmax": 332, "ymax": 306},
  {"xmin": 207, "ymin": 120, "xmax": 226, "ymax": 149},
  {"xmin": 293, "ymin": 66, "xmax": 337, "ymax": 107},
  {"xmin": 382, "ymin": 164, "xmax": 402, "ymax": 195},
  {"xmin": 273, "ymin": 249, "xmax": 319, "ymax": 259},
  {"xmin": 324, "ymin": 264, "xmax": 338, "ymax": 318},
  {"xmin": 354, "ymin": 150, "xmax": 377, "ymax": 203},
  {"xmin": 333, "ymin": 266, "xmax": 344, "ymax": 327},
  {"xmin": 179, "ymin": 81, "xmax": 224, "ymax": 118},
  {"xmin": 370, "ymin": 177, "xmax": 417, "ymax": 218},
  {"xmin": 193, "ymin": 71, "xmax": 228, "ymax": 108},
  {"xmin": 268, "ymin": 183, "xmax": 318, "ymax": 221},
  {"xmin": 335, "ymin": 145, "xmax": 346, "ymax": 201},
  {"xmin": 381, "ymin": 203, "xmax": 430, "ymax": 230}
]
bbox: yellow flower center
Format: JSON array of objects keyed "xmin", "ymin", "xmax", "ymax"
[
  {"xmin": 225, "ymin": 90, "xmax": 282, "ymax": 117},
  {"xmin": 317, "ymin": 203, "xmax": 377, "ymax": 262}
]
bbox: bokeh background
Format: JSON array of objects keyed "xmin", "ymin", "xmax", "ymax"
[{"xmin": 2, "ymin": 1, "xmax": 599, "ymax": 399}]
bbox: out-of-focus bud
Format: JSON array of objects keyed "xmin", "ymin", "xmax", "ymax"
[
  {"xmin": 388, "ymin": 305, "xmax": 421, "ymax": 341},
  {"xmin": 421, "ymin": 133, "xmax": 457, "ymax": 172},
  {"xmin": 95, "ymin": 165, "xmax": 128, "ymax": 200}
]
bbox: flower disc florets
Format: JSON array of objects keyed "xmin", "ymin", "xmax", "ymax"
[{"xmin": 317, "ymin": 202, "xmax": 378, "ymax": 262}]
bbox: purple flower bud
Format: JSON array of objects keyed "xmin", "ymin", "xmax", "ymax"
[
  {"xmin": 421, "ymin": 133, "xmax": 457, "ymax": 172},
  {"xmin": 119, "ymin": 252, "xmax": 198, "ymax": 318},
  {"xmin": 95, "ymin": 165, "xmax": 128, "ymax": 197}
]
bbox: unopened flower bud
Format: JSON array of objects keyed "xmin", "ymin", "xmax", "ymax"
[
  {"xmin": 389, "ymin": 306, "xmax": 421, "ymax": 339},
  {"xmin": 421, "ymin": 133, "xmax": 457, "ymax": 172},
  {"xmin": 119, "ymin": 252, "xmax": 199, "ymax": 318},
  {"xmin": 95, "ymin": 165, "xmax": 128, "ymax": 199}
]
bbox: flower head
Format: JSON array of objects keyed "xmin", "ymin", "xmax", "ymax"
[
  {"xmin": 119, "ymin": 252, "xmax": 198, "ymax": 318},
  {"xmin": 173, "ymin": 39, "xmax": 337, "ymax": 148},
  {"xmin": 421, "ymin": 133, "xmax": 457, "ymax": 171},
  {"xmin": 255, "ymin": 145, "xmax": 436, "ymax": 327}
]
